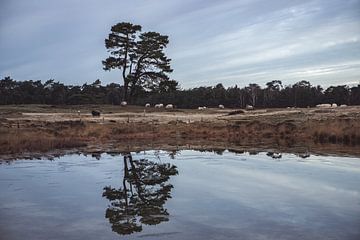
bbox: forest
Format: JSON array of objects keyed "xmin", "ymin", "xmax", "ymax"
[{"xmin": 1, "ymin": 76, "xmax": 359, "ymax": 108}]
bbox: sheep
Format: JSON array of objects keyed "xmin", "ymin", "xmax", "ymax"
[
  {"xmin": 91, "ymin": 110, "xmax": 100, "ymax": 117},
  {"xmin": 120, "ymin": 101, "xmax": 127, "ymax": 106},
  {"xmin": 198, "ymin": 106, "xmax": 207, "ymax": 110},
  {"xmin": 316, "ymin": 104, "xmax": 331, "ymax": 108},
  {"xmin": 246, "ymin": 105, "xmax": 254, "ymax": 110},
  {"xmin": 165, "ymin": 104, "xmax": 173, "ymax": 109},
  {"xmin": 155, "ymin": 103, "xmax": 164, "ymax": 108},
  {"xmin": 331, "ymin": 103, "xmax": 338, "ymax": 108},
  {"xmin": 339, "ymin": 104, "xmax": 347, "ymax": 107},
  {"xmin": 218, "ymin": 104, "xmax": 225, "ymax": 109},
  {"xmin": 145, "ymin": 103, "xmax": 151, "ymax": 108}
]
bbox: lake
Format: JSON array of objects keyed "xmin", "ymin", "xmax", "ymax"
[{"xmin": 0, "ymin": 150, "xmax": 360, "ymax": 240}]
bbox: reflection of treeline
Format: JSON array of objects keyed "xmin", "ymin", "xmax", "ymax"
[{"xmin": 1, "ymin": 77, "xmax": 360, "ymax": 108}]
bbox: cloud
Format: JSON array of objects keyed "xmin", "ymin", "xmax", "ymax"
[{"xmin": 0, "ymin": 0, "xmax": 359, "ymax": 88}]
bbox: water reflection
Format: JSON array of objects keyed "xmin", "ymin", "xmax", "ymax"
[
  {"xmin": 266, "ymin": 152, "xmax": 282, "ymax": 159},
  {"xmin": 102, "ymin": 153, "xmax": 178, "ymax": 235}
]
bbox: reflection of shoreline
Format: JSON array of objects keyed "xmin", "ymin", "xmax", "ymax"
[
  {"xmin": 2, "ymin": 139, "xmax": 360, "ymax": 161},
  {"xmin": 102, "ymin": 154, "xmax": 178, "ymax": 236}
]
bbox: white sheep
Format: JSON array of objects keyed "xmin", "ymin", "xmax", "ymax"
[
  {"xmin": 145, "ymin": 103, "xmax": 151, "ymax": 108},
  {"xmin": 121, "ymin": 101, "xmax": 127, "ymax": 106},
  {"xmin": 155, "ymin": 103, "xmax": 164, "ymax": 108},
  {"xmin": 316, "ymin": 104, "xmax": 331, "ymax": 108},
  {"xmin": 198, "ymin": 106, "xmax": 207, "ymax": 110},
  {"xmin": 218, "ymin": 104, "xmax": 225, "ymax": 109},
  {"xmin": 331, "ymin": 103, "xmax": 338, "ymax": 108},
  {"xmin": 246, "ymin": 105, "xmax": 254, "ymax": 110},
  {"xmin": 339, "ymin": 104, "xmax": 347, "ymax": 107},
  {"xmin": 165, "ymin": 104, "xmax": 173, "ymax": 109}
]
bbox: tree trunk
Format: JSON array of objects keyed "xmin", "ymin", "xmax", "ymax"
[{"xmin": 123, "ymin": 80, "xmax": 129, "ymax": 102}]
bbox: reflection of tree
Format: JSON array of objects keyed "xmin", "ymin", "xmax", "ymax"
[
  {"xmin": 102, "ymin": 154, "xmax": 178, "ymax": 235},
  {"xmin": 167, "ymin": 150, "xmax": 179, "ymax": 159}
]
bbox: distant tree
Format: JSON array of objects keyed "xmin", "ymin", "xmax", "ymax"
[
  {"xmin": 239, "ymin": 88, "xmax": 247, "ymax": 108},
  {"xmin": 245, "ymin": 83, "xmax": 261, "ymax": 107},
  {"xmin": 264, "ymin": 80, "xmax": 283, "ymax": 107},
  {"xmin": 350, "ymin": 85, "xmax": 360, "ymax": 105},
  {"xmin": 324, "ymin": 85, "xmax": 350, "ymax": 105},
  {"xmin": 158, "ymin": 79, "xmax": 179, "ymax": 93},
  {"xmin": 293, "ymin": 80, "xmax": 312, "ymax": 107},
  {"xmin": 0, "ymin": 76, "xmax": 16, "ymax": 104},
  {"xmin": 103, "ymin": 22, "xmax": 173, "ymax": 102}
]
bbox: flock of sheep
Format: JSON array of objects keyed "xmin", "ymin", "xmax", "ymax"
[
  {"xmin": 121, "ymin": 101, "xmax": 227, "ymax": 110},
  {"xmin": 90, "ymin": 101, "xmax": 346, "ymax": 116},
  {"xmin": 316, "ymin": 103, "xmax": 347, "ymax": 108},
  {"xmin": 89, "ymin": 101, "xmax": 255, "ymax": 116}
]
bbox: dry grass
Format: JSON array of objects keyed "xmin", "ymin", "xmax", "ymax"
[
  {"xmin": 0, "ymin": 105, "xmax": 360, "ymax": 157},
  {"xmin": 0, "ymin": 133, "xmax": 86, "ymax": 154}
]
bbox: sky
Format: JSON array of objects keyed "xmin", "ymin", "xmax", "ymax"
[{"xmin": 0, "ymin": 0, "xmax": 359, "ymax": 88}]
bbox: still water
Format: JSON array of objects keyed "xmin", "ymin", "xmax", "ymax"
[{"xmin": 0, "ymin": 150, "xmax": 360, "ymax": 240}]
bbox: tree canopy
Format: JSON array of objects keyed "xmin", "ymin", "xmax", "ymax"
[{"xmin": 103, "ymin": 22, "xmax": 173, "ymax": 102}]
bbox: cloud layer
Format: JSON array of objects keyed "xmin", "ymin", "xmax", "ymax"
[{"xmin": 0, "ymin": 0, "xmax": 359, "ymax": 88}]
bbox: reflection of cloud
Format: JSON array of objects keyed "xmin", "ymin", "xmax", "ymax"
[
  {"xmin": 172, "ymin": 151, "xmax": 360, "ymax": 214},
  {"xmin": 0, "ymin": 0, "xmax": 359, "ymax": 87}
]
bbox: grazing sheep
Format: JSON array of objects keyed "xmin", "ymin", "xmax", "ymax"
[
  {"xmin": 331, "ymin": 103, "xmax": 338, "ymax": 108},
  {"xmin": 165, "ymin": 104, "xmax": 173, "ymax": 109},
  {"xmin": 91, "ymin": 110, "xmax": 100, "ymax": 117},
  {"xmin": 316, "ymin": 104, "xmax": 331, "ymax": 108},
  {"xmin": 121, "ymin": 101, "xmax": 127, "ymax": 106},
  {"xmin": 339, "ymin": 104, "xmax": 347, "ymax": 107},
  {"xmin": 218, "ymin": 104, "xmax": 225, "ymax": 109},
  {"xmin": 145, "ymin": 103, "xmax": 151, "ymax": 108},
  {"xmin": 198, "ymin": 106, "xmax": 207, "ymax": 110},
  {"xmin": 155, "ymin": 103, "xmax": 164, "ymax": 108},
  {"xmin": 246, "ymin": 105, "xmax": 254, "ymax": 110}
]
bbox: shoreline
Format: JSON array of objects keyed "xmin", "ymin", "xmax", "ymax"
[{"xmin": 1, "ymin": 139, "xmax": 360, "ymax": 161}]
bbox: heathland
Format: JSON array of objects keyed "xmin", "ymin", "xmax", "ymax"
[{"xmin": 1, "ymin": 104, "xmax": 359, "ymax": 159}]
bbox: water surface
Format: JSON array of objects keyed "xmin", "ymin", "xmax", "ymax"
[{"xmin": 1, "ymin": 150, "xmax": 360, "ymax": 240}]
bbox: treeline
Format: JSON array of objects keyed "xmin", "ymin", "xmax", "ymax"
[{"xmin": 1, "ymin": 76, "xmax": 360, "ymax": 108}]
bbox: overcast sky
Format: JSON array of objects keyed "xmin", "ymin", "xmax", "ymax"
[{"xmin": 0, "ymin": 0, "xmax": 359, "ymax": 88}]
